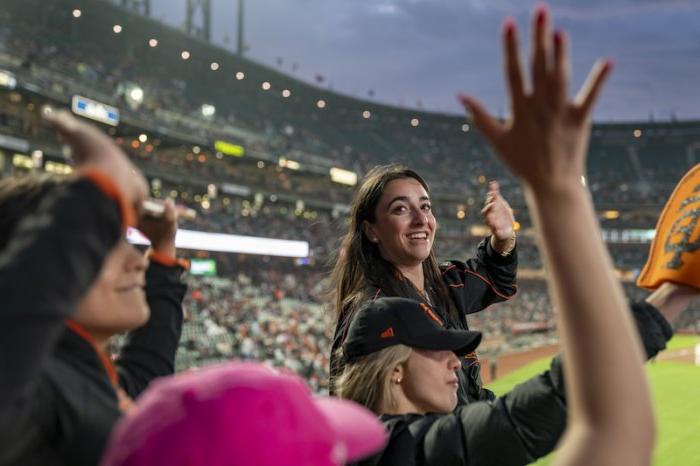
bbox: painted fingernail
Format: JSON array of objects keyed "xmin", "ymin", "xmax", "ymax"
[
  {"xmin": 456, "ymin": 92, "xmax": 470, "ymax": 106},
  {"xmin": 553, "ymin": 30, "xmax": 563, "ymax": 46},
  {"xmin": 536, "ymin": 5, "xmax": 547, "ymax": 25},
  {"xmin": 503, "ymin": 18, "xmax": 515, "ymax": 38}
]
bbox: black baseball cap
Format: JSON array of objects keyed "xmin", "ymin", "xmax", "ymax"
[{"xmin": 342, "ymin": 297, "xmax": 482, "ymax": 362}]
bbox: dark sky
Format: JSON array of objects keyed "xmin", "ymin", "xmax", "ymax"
[{"xmin": 147, "ymin": 0, "xmax": 700, "ymax": 121}]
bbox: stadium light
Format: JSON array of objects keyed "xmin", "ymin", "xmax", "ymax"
[
  {"xmin": 210, "ymin": 62, "xmax": 220, "ymax": 71},
  {"xmin": 201, "ymin": 104, "xmax": 216, "ymax": 118},
  {"xmin": 72, "ymin": 9, "xmax": 82, "ymax": 18},
  {"xmin": 362, "ymin": 110, "xmax": 371, "ymax": 119},
  {"xmin": 282, "ymin": 89, "xmax": 291, "ymax": 98},
  {"xmin": 113, "ymin": 24, "xmax": 122, "ymax": 34},
  {"xmin": 116, "ymin": 82, "xmax": 144, "ymax": 111},
  {"xmin": 129, "ymin": 86, "xmax": 144, "ymax": 103},
  {"xmin": 330, "ymin": 167, "xmax": 358, "ymax": 186},
  {"xmin": 261, "ymin": 81, "xmax": 271, "ymax": 90},
  {"xmin": 317, "ymin": 99, "xmax": 326, "ymax": 109},
  {"xmin": 278, "ymin": 157, "xmax": 300, "ymax": 170},
  {"xmin": 462, "ymin": 124, "xmax": 470, "ymax": 132},
  {"xmin": 181, "ymin": 50, "xmax": 191, "ymax": 60},
  {"xmin": 633, "ymin": 129, "xmax": 642, "ymax": 138},
  {"xmin": 411, "ymin": 118, "xmax": 419, "ymax": 127},
  {"xmin": 0, "ymin": 70, "xmax": 17, "ymax": 90},
  {"xmin": 235, "ymin": 71, "xmax": 245, "ymax": 80},
  {"xmin": 602, "ymin": 210, "xmax": 620, "ymax": 220},
  {"xmin": 148, "ymin": 38, "xmax": 158, "ymax": 47},
  {"xmin": 138, "ymin": 134, "xmax": 148, "ymax": 143},
  {"xmin": 31, "ymin": 150, "xmax": 43, "ymax": 168}
]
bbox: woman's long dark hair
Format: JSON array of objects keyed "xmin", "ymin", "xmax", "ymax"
[{"xmin": 330, "ymin": 164, "xmax": 459, "ymax": 327}]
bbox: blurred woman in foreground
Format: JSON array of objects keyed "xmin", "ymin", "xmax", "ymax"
[{"xmin": 0, "ymin": 110, "xmax": 188, "ymax": 466}]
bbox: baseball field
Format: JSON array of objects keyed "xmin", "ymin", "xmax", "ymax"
[{"xmin": 486, "ymin": 335, "xmax": 700, "ymax": 466}]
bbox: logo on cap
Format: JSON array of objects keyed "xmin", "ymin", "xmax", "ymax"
[{"xmin": 380, "ymin": 327, "xmax": 395, "ymax": 339}]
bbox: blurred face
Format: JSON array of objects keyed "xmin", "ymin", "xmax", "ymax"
[
  {"xmin": 365, "ymin": 178, "xmax": 436, "ymax": 268},
  {"xmin": 74, "ymin": 239, "xmax": 149, "ymax": 340},
  {"xmin": 400, "ymin": 349, "xmax": 461, "ymax": 414}
]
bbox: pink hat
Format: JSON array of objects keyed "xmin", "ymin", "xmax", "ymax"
[{"xmin": 101, "ymin": 361, "xmax": 387, "ymax": 466}]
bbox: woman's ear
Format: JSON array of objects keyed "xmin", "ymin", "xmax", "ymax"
[
  {"xmin": 362, "ymin": 220, "xmax": 379, "ymax": 243},
  {"xmin": 391, "ymin": 363, "xmax": 404, "ymax": 385}
]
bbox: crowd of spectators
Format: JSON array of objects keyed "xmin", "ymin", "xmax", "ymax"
[
  {"xmin": 172, "ymin": 254, "xmax": 332, "ymax": 393},
  {"xmin": 168, "ymin": 253, "xmax": 700, "ymax": 394}
]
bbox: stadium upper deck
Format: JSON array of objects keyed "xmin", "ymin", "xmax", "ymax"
[{"xmin": 1, "ymin": 0, "xmax": 700, "ymax": 229}]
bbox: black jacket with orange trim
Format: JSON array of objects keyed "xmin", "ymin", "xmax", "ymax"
[
  {"xmin": 0, "ymin": 178, "xmax": 187, "ymax": 466},
  {"xmin": 331, "ymin": 237, "xmax": 517, "ymax": 404},
  {"xmin": 351, "ymin": 301, "xmax": 674, "ymax": 466}
]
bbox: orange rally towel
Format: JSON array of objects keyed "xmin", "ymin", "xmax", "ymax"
[{"xmin": 638, "ymin": 163, "xmax": 700, "ymax": 290}]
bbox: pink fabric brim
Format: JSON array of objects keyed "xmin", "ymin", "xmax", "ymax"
[{"xmin": 314, "ymin": 397, "xmax": 388, "ymax": 461}]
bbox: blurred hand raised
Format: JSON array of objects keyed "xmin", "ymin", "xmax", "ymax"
[{"xmin": 43, "ymin": 108, "xmax": 148, "ymax": 217}]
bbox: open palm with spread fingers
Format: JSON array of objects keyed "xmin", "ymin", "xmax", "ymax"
[{"xmin": 459, "ymin": 6, "xmax": 612, "ymax": 190}]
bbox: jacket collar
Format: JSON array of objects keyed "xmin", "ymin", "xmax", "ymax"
[{"xmin": 63, "ymin": 320, "xmax": 119, "ymax": 387}]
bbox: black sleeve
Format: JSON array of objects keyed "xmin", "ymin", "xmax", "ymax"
[
  {"xmin": 422, "ymin": 301, "xmax": 674, "ymax": 465},
  {"xmin": 630, "ymin": 300, "xmax": 674, "ymax": 359},
  {"xmin": 116, "ymin": 260, "xmax": 187, "ymax": 398},
  {"xmin": 421, "ymin": 357, "xmax": 566, "ymax": 466},
  {"xmin": 424, "ymin": 301, "xmax": 674, "ymax": 466},
  {"xmin": 0, "ymin": 179, "xmax": 121, "ymax": 400},
  {"xmin": 442, "ymin": 237, "xmax": 518, "ymax": 315}
]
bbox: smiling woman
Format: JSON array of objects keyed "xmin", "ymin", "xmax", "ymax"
[
  {"xmin": 363, "ymin": 177, "xmax": 437, "ymax": 276},
  {"xmin": 73, "ymin": 239, "xmax": 150, "ymax": 343},
  {"xmin": 329, "ymin": 164, "xmax": 518, "ymax": 404}
]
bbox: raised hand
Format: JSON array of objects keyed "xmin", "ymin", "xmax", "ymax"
[
  {"xmin": 481, "ymin": 181, "xmax": 516, "ymax": 253},
  {"xmin": 138, "ymin": 198, "xmax": 178, "ymax": 258},
  {"xmin": 459, "ymin": 6, "xmax": 612, "ymax": 191},
  {"xmin": 460, "ymin": 8, "xmax": 655, "ymax": 466},
  {"xmin": 43, "ymin": 108, "xmax": 148, "ymax": 218}
]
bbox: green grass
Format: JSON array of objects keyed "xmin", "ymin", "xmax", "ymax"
[
  {"xmin": 484, "ymin": 337, "xmax": 700, "ymax": 466},
  {"xmin": 663, "ymin": 334, "xmax": 700, "ymax": 351}
]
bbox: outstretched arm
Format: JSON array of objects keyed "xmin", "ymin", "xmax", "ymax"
[{"xmin": 461, "ymin": 6, "xmax": 654, "ymax": 466}]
